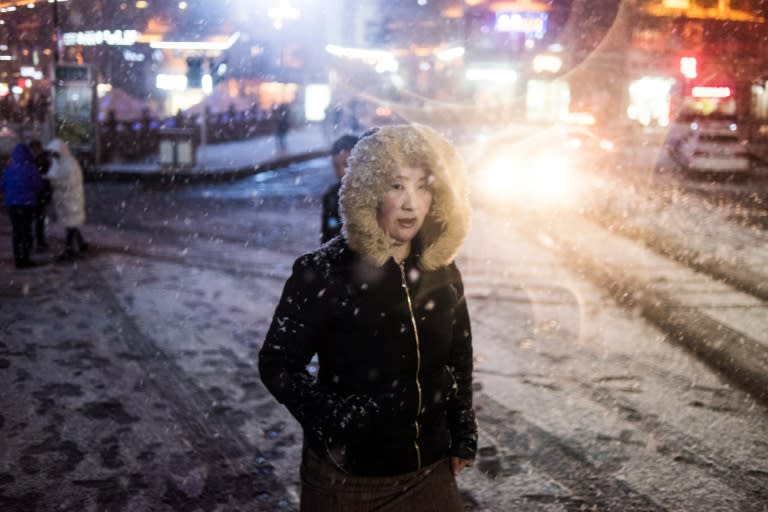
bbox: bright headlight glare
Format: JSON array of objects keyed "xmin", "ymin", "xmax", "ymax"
[
  {"xmin": 478, "ymin": 154, "xmax": 579, "ymax": 209},
  {"xmin": 527, "ymin": 157, "xmax": 572, "ymax": 203},
  {"xmin": 480, "ymin": 158, "xmax": 520, "ymax": 199}
]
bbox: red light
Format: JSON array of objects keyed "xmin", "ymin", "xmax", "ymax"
[
  {"xmin": 680, "ymin": 56, "xmax": 697, "ymax": 79},
  {"xmin": 691, "ymin": 86, "xmax": 731, "ymax": 98}
]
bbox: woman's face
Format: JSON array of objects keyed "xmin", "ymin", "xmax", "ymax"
[{"xmin": 377, "ymin": 166, "xmax": 433, "ymax": 246}]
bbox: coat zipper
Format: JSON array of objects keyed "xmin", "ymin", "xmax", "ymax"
[
  {"xmin": 325, "ymin": 441, "xmax": 349, "ymax": 474},
  {"xmin": 399, "ymin": 261, "xmax": 422, "ymax": 470}
]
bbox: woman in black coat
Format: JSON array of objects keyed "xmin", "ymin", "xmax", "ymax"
[{"xmin": 259, "ymin": 124, "xmax": 476, "ymax": 511}]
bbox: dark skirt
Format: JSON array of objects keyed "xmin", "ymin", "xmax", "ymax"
[{"xmin": 300, "ymin": 446, "xmax": 464, "ymax": 512}]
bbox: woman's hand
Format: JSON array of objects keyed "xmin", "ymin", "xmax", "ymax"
[{"xmin": 450, "ymin": 457, "xmax": 472, "ymax": 476}]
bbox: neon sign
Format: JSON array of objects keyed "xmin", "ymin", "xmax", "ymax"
[
  {"xmin": 63, "ymin": 30, "xmax": 139, "ymax": 47},
  {"xmin": 495, "ymin": 12, "xmax": 548, "ymax": 39},
  {"xmin": 680, "ymin": 56, "xmax": 697, "ymax": 79}
]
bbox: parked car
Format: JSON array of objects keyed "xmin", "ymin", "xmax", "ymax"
[{"xmin": 670, "ymin": 124, "xmax": 751, "ymax": 175}]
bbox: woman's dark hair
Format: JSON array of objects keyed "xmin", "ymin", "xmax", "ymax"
[{"xmin": 331, "ymin": 134, "xmax": 360, "ymax": 155}]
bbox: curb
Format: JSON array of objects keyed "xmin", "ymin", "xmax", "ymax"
[{"xmin": 85, "ymin": 149, "xmax": 329, "ymax": 184}]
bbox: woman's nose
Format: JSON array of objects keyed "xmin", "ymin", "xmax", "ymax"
[{"xmin": 401, "ymin": 188, "xmax": 414, "ymax": 209}]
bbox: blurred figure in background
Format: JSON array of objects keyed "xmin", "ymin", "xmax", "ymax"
[
  {"xmin": 45, "ymin": 139, "xmax": 89, "ymax": 260},
  {"xmin": 320, "ymin": 134, "xmax": 359, "ymax": 243},
  {"xmin": 1, "ymin": 143, "xmax": 42, "ymax": 268},
  {"xmin": 28, "ymin": 139, "xmax": 51, "ymax": 251},
  {"xmin": 274, "ymin": 103, "xmax": 291, "ymax": 152}
]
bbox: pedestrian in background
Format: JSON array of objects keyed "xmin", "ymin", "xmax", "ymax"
[
  {"xmin": 320, "ymin": 134, "xmax": 359, "ymax": 243},
  {"xmin": 259, "ymin": 124, "xmax": 476, "ymax": 511},
  {"xmin": 28, "ymin": 139, "xmax": 51, "ymax": 251},
  {"xmin": 44, "ymin": 139, "xmax": 89, "ymax": 260},
  {"xmin": 275, "ymin": 103, "xmax": 291, "ymax": 152},
  {"xmin": 1, "ymin": 143, "xmax": 42, "ymax": 268}
]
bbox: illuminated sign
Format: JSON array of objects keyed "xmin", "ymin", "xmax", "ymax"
[
  {"xmin": 156, "ymin": 74, "xmax": 188, "ymax": 91},
  {"xmin": 20, "ymin": 66, "xmax": 43, "ymax": 80},
  {"xmin": 305, "ymin": 83, "xmax": 330, "ymax": 122},
  {"xmin": 680, "ymin": 56, "xmax": 697, "ymax": 79},
  {"xmin": 55, "ymin": 64, "xmax": 91, "ymax": 82},
  {"xmin": 63, "ymin": 30, "xmax": 139, "ymax": 47},
  {"xmin": 150, "ymin": 32, "xmax": 240, "ymax": 51},
  {"xmin": 691, "ymin": 86, "xmax": 731, "ymax": 98},
  {"xmin": 495, "ymin": 12, "xmax": 547, "ymax": 39},
  {"xmin": 532, "ymin": 54, "xmax": 562, "ymax": 73},
  {"xmin": 465, "ymin": 67, "xmax": 518, "ymax": 83},
  {"xmin": 122, "ymin": 49, "xmax": 146, "ymax": 62},
  {"xmin": 325, "ymin": 44, "xmax": 399, "ymax": 73}
]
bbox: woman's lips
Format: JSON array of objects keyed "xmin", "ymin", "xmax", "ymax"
[{"xmin": 398, "ymin": 218, "xmax": 416, "ymax": 228}]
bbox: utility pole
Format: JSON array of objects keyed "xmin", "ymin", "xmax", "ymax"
[
  {"xmin": 52, "ymin": 0, "xmax": 61, "ymax": 64},
  {"xmin": 49, "ymin": 0, "xmax": 61, "ymax": 143}
]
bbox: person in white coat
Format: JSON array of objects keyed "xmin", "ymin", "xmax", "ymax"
[{"xmin": 45, "ymin": 138, "xmax": 89, "ymax": 259}]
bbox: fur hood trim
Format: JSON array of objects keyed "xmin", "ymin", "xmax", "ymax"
[
  {"xmin": 339, "ymin": 124, "xmax": 470, "ymax": 270},
  {"xmin": 45, "ymin": 138, "xmax": 73, "ymax": 158}
]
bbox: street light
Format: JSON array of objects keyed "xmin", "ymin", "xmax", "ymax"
[
  {"xmin": 267, "ymin": 1, "xmax": 300, "ymax": 30},
  {"xmin": 267, "ymin": 1, "xmax": 300, "ymax": 71}
]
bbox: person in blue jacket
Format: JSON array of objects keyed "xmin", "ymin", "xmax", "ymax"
[{"xmin": 1, "ymin": 143, "xmax": 42, "ymax": 268}]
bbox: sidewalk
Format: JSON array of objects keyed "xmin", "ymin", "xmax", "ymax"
[
  {"xmin": 91, "ymin": 122, "xmax": 332, "ymax": 183},
  {"xmin": 0, "ymin": 123, "xmax": 334, "ymax": 508}
]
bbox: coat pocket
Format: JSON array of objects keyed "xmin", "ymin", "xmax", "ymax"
[{"xmin": 422, "ymin": 365, "xmax": 459, "ymax": 413}]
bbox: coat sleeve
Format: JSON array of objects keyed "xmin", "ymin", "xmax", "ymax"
[
  {"xmin": 258, "ymin": 255, "xmax": 380, "ymax": 446},
  {"xmin": 447, "ymin": 270, "xmax": 478, "ymax": 461},
  {"xmin": 44, "ymin": 161, "xmax": 62, "ymax": 182},
  {"xmin": 30, "ymin": 167, "xmax": 42, "ymax": 194}
]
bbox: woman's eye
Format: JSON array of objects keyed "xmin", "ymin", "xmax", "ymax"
[{"xmin": 392, "ymin": 183, "xmax": 404, "ymax": 190}]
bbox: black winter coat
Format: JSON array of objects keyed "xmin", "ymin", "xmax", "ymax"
[
  {"xmin": 259, "ymin": 237, "xmax": 477, "ymax": 477},
  {"xmin": 320, "ymin": 181, "xmax": 342, "ymax": 243}
]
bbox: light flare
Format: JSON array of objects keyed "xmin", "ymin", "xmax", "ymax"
[{"xmin": 477, "ymin": 153, "xmax": 581, "ymax": 209}]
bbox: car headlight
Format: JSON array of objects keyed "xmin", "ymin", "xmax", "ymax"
[{"xmin": 477, "ymin": 154, "xmax": 578, "ymax": 208}]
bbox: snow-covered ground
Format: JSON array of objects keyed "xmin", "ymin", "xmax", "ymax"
[{"xmin": 2, "ymin": 147, "xmax": 767, "ymax": 510}]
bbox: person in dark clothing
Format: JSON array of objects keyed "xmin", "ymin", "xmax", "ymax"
[
  {"xmin": 320, "ymin": 134, "xmax": 359, "ymax": 243},
  {"xmin": 259, "ymin": 124, "xmax": 476, "ymax": 511},
  {"xmin": 1, "ymin": 143, "xmax": 42, "ymax": 268},
  {"xmin": 275, "ymin": 103, "xmax": 291, "ymax": 151},
  {"xmin": 28, "ymin": 139, "xmax": 51, "ymax": 251}
]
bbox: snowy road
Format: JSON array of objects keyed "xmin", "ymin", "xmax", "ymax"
[
  {"xmin": 2, "ymin": 156, "xmax": 767, "ymax": 511},
  {"xmin": 460, "ymin": 206, "xmax": 768, "ymax": 511}
]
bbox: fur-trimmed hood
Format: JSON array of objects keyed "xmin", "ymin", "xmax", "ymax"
[{"xmin": 339, "ymin": 124, "xmax": 470, "ymax": 270}]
